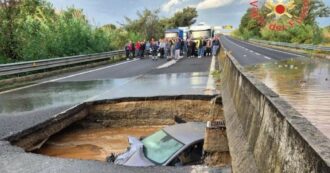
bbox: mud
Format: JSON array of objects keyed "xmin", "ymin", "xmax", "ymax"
[
  {"xmin": 9, "ymin": 96, "xmax": 230, "ymax": 168},
  {"xmin": 35, "ymin": 126, "xmax": 162, "ymax": 161},
  {"xmin": 85, "ymin": 100, "xmax": 223, "ymax": 128}
]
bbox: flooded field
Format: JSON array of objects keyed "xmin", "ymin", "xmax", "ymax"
[
  {"xmin": 246, "ymin": 57, "xmax": 330, "ymax": 139},
  {"xmin": 35, "ymin": 126, "xmax": 162, "ymax": 161}
]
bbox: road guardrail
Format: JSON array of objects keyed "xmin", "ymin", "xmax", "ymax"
[
  {"xmin": 250, "ymin": 39, "xmax": 330, "ymax": 52},
  {"xmin": 0, "ymin": 50, "xmax": 125, "ymax": 77}
]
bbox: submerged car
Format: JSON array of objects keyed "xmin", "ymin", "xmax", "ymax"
[{"xmin": 112, "ymin": 122, "xmax": 206, "ymax": 167}]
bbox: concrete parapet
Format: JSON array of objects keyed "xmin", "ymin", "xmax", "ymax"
[{"xmin": 221, "ymin": 51, "xmax": 330, "ymax": 173}]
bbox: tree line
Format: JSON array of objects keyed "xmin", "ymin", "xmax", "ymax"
[
  {"xmin": 0, "ymin": 0, "xmax": 198, "ymax": 63},
  {"xmin": 233, "ymin": 0, "xmax": 330, "ymax": 44}
]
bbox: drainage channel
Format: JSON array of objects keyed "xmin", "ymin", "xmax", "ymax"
[{"xmin": 5, "ymin": 95, "xmax": 232, "ymax": 172}]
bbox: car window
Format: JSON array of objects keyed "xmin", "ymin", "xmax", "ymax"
[
  {"xmin": 142, "ymin": 130, "xmax": 184, "ymax": 165},
  {"xmin": 169, "ymin": 141, "xmax": 204, "ymax": 166}
]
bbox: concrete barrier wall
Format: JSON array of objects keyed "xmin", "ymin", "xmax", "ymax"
[{"xmin": 221, "ymin": 52, "xmax": 330, "ymax": 173}]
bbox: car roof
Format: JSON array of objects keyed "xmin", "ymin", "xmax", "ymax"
[{"xmin": 163, "ymin": 122, "xmax": 206, "ymax": 145}]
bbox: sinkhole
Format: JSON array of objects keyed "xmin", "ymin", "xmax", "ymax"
[{"xmin": 8, "ymin": 95, "xmax": 231, "ymax": 169}]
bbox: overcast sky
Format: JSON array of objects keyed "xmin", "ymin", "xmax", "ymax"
[{"xmin": 47, "ymin": 0, "xmax": 330, "ymax": 28}]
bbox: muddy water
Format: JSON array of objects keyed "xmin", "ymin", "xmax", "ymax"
[
  {"xmin": 246, "ymin": 58, "xmax": 330, "ymax": 139},
  {"xmin": 35, "ymin": 126, "xmax": 162, "ymax": 161}
]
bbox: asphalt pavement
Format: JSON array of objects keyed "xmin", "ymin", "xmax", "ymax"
[
  {"xmin": 0, "ymin": 36, "xmax": 306, "ymax": 139},
  {"xmin": 220, "ymin": 35, "xmax": 303, "ymax": 66},
  {"xmin": 0, "ymin": 56, "xmax": 214, "ymax": 139}
]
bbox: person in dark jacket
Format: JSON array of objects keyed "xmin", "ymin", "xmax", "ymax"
[
  {"xmin": 202, "ymin": 38, "xmax": 207, "ymax": 57},
  {"xmin": 165, "ymin": 38, "xmax": 171, "ymax": 60},
  {"xmin": 131, "ymin": 42, "xmax": 135, "ymax": 58},
  {"xmin": 125, "ymin": 42, "xmax": 130, "ymax": 60},
  {"xmin": 150, "ymin": 39, "xmax": 159, "ymax": 61},
  {"xmin": 206, "ymin": 39, "xmax": 212, "ymax": 56},
  {"xmin": 140, "ymin": 40, "xmax": 146, "ymax": 59},
  {"xmin": 127, "ymin": 41, "xmax": 133, "ymax": 60},
  {"xmin": 191, "ymin": 41, "xmax": 197, "ymax": 57},
  {"xmin": 187, "ymin": 39, "xmax": 192, "ymax": 58},
  {"xmin": 159, "ymin": 39, "xmax": 166, "ymax": 59}
]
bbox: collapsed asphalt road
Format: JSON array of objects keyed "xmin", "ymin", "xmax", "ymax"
[
  {"xmin": 0, "ymin": 56, "xmax": 228, "ymax": 173},
  {"xmin": 0, "ymin": 57, "xmax": 214, "ymax": 139}
]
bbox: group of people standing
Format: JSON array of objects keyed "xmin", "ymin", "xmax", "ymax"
[
  {"xmin": 124, "ymin": 36, "xmax": 221, "ymax": 61},
  {"xmin": 187, "ymin": 36, "xmax": 221, "ymax": 58},
  {"xmin": 124, "ymin": 40, "xmax": 146, "ymax": 60}
]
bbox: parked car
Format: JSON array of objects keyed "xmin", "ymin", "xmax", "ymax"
[{"xmin": 111, "ymin": 122, "xmax": 206, "ymax": 167}]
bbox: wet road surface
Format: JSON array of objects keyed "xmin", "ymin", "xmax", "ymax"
[
  {"xmin": 221, "ymin": 35, "xmax": 302, "ymax": 66},
  {"xmin": 246, "ymin": 57, "xmax": 330, "ymax": 139},
  {"xmin": 0, "ymin": 57, "xmax": 215, "ymax": 138}
]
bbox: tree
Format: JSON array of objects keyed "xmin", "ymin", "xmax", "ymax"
[
  {"xmin": 323, "ymin": 26, "xmax": 330, "ymax": 44},
  {"xmin": 237, "ymin": 0, "xmax": 330, "ymax": 43},
  {"xmin": 301, "ymin": 0, "xmax": 330, "ymax": 25},
  {"xmin": 166, "ymin": 7, "xmax": 198, "ymax": 28},
  {"xmin": 122, "ymin": 7, "xmax": 198, "ymax": 40},
  {"xmin": 0, "ymin": 0, "xmax": 114, "ymax": 62},
  {"xmin": 123, "ymin": 9, "xmax": 164, "ymax": 40},
  {"xmin": 102, "ymin": 24, "xmax": 117, "ymax": 30},
  {"xmin": 238, "ymin": 8, "xmax": 263, "ymax": 40},
  {"xmin": 0, "ymin": 0, "xmax": 21, "ymax": 60}
]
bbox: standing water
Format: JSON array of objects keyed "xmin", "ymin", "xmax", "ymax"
[
  {"xmin": 246, "ymin": 58, "xmax": 330, "ymax": 139},
  {"xmin": 35, "ymin": 126, "xmax": 162, "ymax": 161}
]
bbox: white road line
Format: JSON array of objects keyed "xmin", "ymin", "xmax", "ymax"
[
  {"xmin": 223, "ymin": 36, "xmax": 304, "ymax": 59},
  {"xmin": 223, "ymin": 36, "xmax": 274, "ymax": 61},
  {"xmin": 238, "ymin": 39, "xmax": 303, "ymax": 57},
  {"xmin": 205, "ymin": 55, "xmax": 216, "ymax": 95},
  {"xmin": 157, "ymin": 59, "xmax": 177, "ymax": 69},
  {"xmin": 256, "ymin": 53, "xmax": 260, "ymax": 55},
  {"xmin": 49, "ymin": 59, "xmax": 139, "ymax": 82},
  {"xmin": 0, "ymin": 59, "xmax": 139, "ymax": 95}
]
